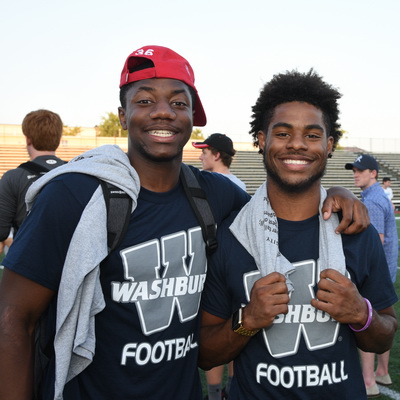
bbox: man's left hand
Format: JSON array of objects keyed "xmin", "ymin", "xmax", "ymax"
[{"xmin": 311, "ymin": 269, "xmax": 367, "ymax": 326}]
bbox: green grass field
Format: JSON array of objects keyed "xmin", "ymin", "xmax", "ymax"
[
  {"xmin": 372, "ymin": 275, "xmax": 399, "ymax": 399},
  {"xmin": 1, "ymin": 230, "xmax": 400, "ymax": 398}
]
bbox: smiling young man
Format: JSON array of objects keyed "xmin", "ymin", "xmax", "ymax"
[
  {"xmin": 0, "ymin": 46, "xmax": 250, "ymax": 400},
  {"xmin": 0, "ymin": 49, "xmax": 371, "ymax": 399},
  {"xmin": 199, "ymin": 70, "xmax": 398, "ymax": 399}
]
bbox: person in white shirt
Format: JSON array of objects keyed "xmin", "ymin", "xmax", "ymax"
[
  {"xmin": 382, "ymin": 177, "xmax": 393, "ymax": 201},
  {"xmin": 382, "ymin": 177, "xmax": 395, "ymax": 210}
]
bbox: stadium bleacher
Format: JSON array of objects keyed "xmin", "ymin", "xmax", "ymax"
[
  {"xmin": 1, "ymin": 144, "xmax": 400, "ymax": 208},
  {"xmin": 0, "ymin": 144, "xmax": 126, "ymax": 177},
  {"xmin": 185, "ymin": 148, "xmax": 400, "ymax": 208}
]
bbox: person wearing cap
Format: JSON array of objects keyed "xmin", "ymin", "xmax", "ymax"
[
  {"xmin": 199, "ymin": 70, "xmax": 397, "ymax": 399},
  {"xmin": 0, "ymin": 47, "xmax": 371, "ymax": 400},
  {"xmin": 0, "ymin": 45, "xmax": 249, "ymax": 400},
  {"xmin": 345, "ymin": 154, "xmax": 398, "ymax": 397},
  {"xmin": 193, "ymin": 133, "xmax": 246, "ymax": 192}
]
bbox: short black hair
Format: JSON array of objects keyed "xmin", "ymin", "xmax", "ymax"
[
  {"xmin": 119, "ymin": 82, "xmax": 197, "ymax": 110},
  {"xmin": 208, "ymin": 146, "xmax": 235, "ymax": 168},
  {"xmin": 249, "ymin": 69, "xmax": 342, "ymax": 153}
]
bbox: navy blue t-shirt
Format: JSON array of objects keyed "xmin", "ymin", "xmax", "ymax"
[
  {"xmin": 202, "ymin": 212, "xmax": 398, "ymax": 400},
  {"xmin": 4, "ymin": 167, "xmax": 250, "ymax": 400}
]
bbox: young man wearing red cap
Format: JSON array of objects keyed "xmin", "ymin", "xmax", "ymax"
[
  {"xmin": 0, "ymin": 47, "xmax": 370, "ymax": 400},
  {"xmin": 0, "ymin": 44, "xmax": 251, "ymax": 400}
]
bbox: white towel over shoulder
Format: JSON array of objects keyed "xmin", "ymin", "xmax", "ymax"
[
  {"xmin": 26, "ymin": 145, "xmax": 140, "ymax": 399},
  {"xmin": 229, "ymin": 182, "xmax": 346, "ymax": 292}
]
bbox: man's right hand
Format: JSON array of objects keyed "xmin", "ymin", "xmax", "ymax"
[{"xmin": 244, "ymin": 272, "xmax": 290, "ymax": 331}]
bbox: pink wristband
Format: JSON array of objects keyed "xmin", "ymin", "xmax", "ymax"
[{"xmin": 349, "ymin": 298, "xmax": 373, "ymax": 332}]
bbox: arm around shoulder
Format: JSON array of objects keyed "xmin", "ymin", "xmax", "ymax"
[{"xmin": 323, "ymin": 186, "xmax": 370, "ymax": 234}]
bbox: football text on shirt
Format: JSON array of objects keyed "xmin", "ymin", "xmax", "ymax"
[{"xmin": 113, "ymin": 227, "xmax": 206, "ymax": 366}]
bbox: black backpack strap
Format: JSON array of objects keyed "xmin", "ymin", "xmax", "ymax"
[
  {"xmin": 180, "ymin": 164, "xmax": 218, "ymax": 255},
  {"xmin": 99, "ymin": 180, "xmax": 132, "ymax": 252},
  {"xmin": 18, "ymin": 161, "xmax": 51, "ymax": 175},
  {"xmin": 33, "ymin": 178, "xmax": 132, "ymax": 399}
]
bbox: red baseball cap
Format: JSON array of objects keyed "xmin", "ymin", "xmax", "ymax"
[{"xmin": 120, "ymin": 45, "xmax": 207, "ymax": 127}]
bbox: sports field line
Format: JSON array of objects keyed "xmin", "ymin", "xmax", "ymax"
[{"xmin": 379, "ymin": 385, "xmax": 400, "ymax": 400}]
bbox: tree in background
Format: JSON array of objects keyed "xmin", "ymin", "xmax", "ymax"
[
  {"xmin": 191, "ymin": 128, "xmax": 204, "ymax": 140},
  {"xmin": 98, "ymin": 112, "xmax": 127, "ymax": 137},
  {"xmin": 63, "ymin": 126, "xmax": 81, "ymax": 136},
  {"xmin": 335, "ymin": 129, "xmax": 347, "ymax": 151}
]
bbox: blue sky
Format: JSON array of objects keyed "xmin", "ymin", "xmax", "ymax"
[{"xmin": 1, "ymin": 0, "xmax": 399, "ymax": 146}]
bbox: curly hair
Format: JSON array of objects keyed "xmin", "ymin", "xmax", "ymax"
[{"xmin": 249, "ymin": 69, "xmax": 342, "ymax": 153}]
